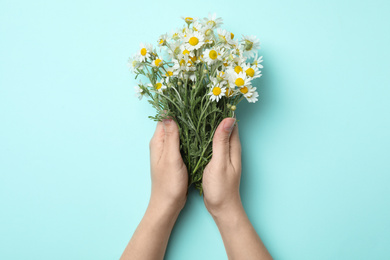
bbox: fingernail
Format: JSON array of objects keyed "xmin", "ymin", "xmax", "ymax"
[
  {"xmin": 223, "ymin": 118, "xmax": 236, "ymax": 133},
  {"xmin": 163, "ymin": 119, "xmax": 172, "ymax": 124}
]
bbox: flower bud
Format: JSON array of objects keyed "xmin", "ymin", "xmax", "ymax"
[
  {"xmin": 203, "ymin": 69, "xmax": 208, "ymax": 74},
  {"xmin": 227, "ymin": 104, "xmax": 232, "ymax": 108},
  {"xmin": 177, "ymin": 81, "xmax": 182, "ymax": 86},
  {"xmin": 231, "ymin": 105, "xmax": 236, "ymax": 111},
  {"xmin": 192, "ymin": 85, "xmax": 196, "ymax": 89}
]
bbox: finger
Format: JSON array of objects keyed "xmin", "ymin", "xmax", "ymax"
[
  {"xmin": 229, "ymin": 124, "xmax": 241, "ymax": 170},
  {"xmin": 149, "ymin": 121, "xmax": 165, "ymax": 164},
  {"xmin": 162, "ymin": 119, "xmax": 181, "ymax": 159},
  {"xmin": 212, "ymin": 118, "xmax": 236, "ymax": 164}
]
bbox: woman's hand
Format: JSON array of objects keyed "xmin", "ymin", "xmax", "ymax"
[
  {"xmin": 121, "ymin": 119, "xmax": 188, "ymax": 260},
  {"xmin": 202, "ymin": 118, "xmax": 241, "ymax": 217},
  {"xmin": 149, "ymin": 119, "xmax": 188, "ymax": 214},
  {"xmin": 202, "ymin": 118, "xmax": 272, "ymax": 259}
]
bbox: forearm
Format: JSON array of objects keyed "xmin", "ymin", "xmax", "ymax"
[
  {"xmin": 212, "ymin": 202, "xmax": 272, "ymax": 260},
  {"xmin": 121, "ymin": 201, "xmax": 180, "ymax": 260}
]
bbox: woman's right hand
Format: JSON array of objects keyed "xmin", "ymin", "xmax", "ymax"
[{"xmin": 202, "ymin": 118, "xmax": 242, "ymax": 217}]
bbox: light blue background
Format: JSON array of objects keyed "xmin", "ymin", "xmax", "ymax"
[{"xmin": 1, "ymin": 0, "xmax": 390, "ymax": 259}]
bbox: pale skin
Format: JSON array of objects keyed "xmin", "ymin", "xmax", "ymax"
[{"xmin": 121, "ymin": 118, "xmax": 272, "ymax": 260}]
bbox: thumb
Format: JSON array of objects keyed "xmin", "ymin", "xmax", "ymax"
[
  {"xmin": 212, "ymin": 118, "xmax": 236, "ymax": 164},
  {"xmin": 162, "ymin": 119, "xmax": 181, "ymax": 158}
]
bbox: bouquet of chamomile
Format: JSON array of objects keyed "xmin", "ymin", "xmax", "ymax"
[{"xmin": 128, "ymin": 14, "xmax": 263, "ymax": 193}]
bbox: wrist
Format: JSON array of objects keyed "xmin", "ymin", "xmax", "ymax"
[
  {"xmin": 148, "ymin": 194, "xmax": 185, "ymax": 217},
  {"xmin": 207, "ymin": 196, "xmax": 244, "ymax": 220}
]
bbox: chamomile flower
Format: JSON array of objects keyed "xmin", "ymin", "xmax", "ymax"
[
  {"xmin": 149, "ymin": 80, "xmax": 167, "ymax": 93},
  {"xmin": 151, "ymin": 56, "xmax": 163, "ymax": 67},
  {"xmin": 239, "ymin": 85, "xmax": 256, "ymax": 98},
  {"xmin": 252, "ymin": 54, "xmax": 264, "ymax": 69},
  {"xmin": 225, "ymin": 87, "xmax": 236, "ymax": 98},
  {"xmin": 157, "ymin": 33, "xmax": 168, "ymax": 48},
  {"xmin": 180, "ymin": 45, "xmax": 195, "ymax": 57},
  {"xmin": 203, "ymin": 13, "xmax": 223, "ymax": 28},
  {"xmin": 181, "ymin": 16, "xmax": 196, "ymax": 25},
  {"xmin": 229, "ymin": 71, "xmax": 251, "ymax": 88},
  {"xmin": 241, "ymin": 35, "xmax": 260, "ymax": 58},
  {"xmin": 216, "ymin": 70, "xmax": 227, "ymax": 82},
  {"xmin": 137, "ymin": 43, "xmax": 152, "ymax": 62},
  {"xmin": 128, "ymin": 56, "xmax": 144, "ymax": 73},
  {"xmin": 162, "ymin": 68, "xmax": 175, "ymax": 83},
  {"xmin": 134, "ymin": 85, "xmax": 144, "ymax": 100},
  {"xmin": 246, "ymin": 91, "xmax": 259, "ymax": 103},
  {"xmin": 184, "ymin": 31, "xmax": 205, "ymax": 51},
  {"xmin": 192, "ymin": 21, "xmax": 203, "ymax": 32},
  {"xmin": 242, "ymin": 63, "xmax": 262, "ymax": 79},
  {"xmin": 200, "ymin": 22, "xmax": 214, "ymax": 40},
  {"xmin": 203, "ymin": 47, "xmax": 223, "ymax": 65},
  {"xmin": 166, "ymin": 40, "xmax": 182, "ymax": 59},
  {"xmin": 172, "ymin": 54, "xmax": 196, "ymax": 77},
  {"xmin": 216, "ymin": 29, "xmax": 235, "ymax": 46},
  {"xmin": 208, "ymin": 78, "xmax": 226, "ymax": 102}
]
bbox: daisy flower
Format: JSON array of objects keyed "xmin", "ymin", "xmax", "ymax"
[
  {"xmin": 162, "ymin": 68, "xmax": 175, "ymax": 83},
  {"xmin": 208, "ymin": 78, "xmax": 226, "ymax": 102},
  {"xmin": 203, "ymin": 13, "xmax": 223, "ymax": 28},
  {"xmin": 149, "ymin": 79, "xmax": 167, "ymax": 93},
  {"xmin": 128, "ymin": 56, "xmax": 144, "ymax": 73},
  {"xmin": 157, "ymin": 33, "xmax": 168, "ymax": 48},
  {"xmin": 246, "ymin": 91, "xmax": 259, "ymax": 103},
  {"xmin": 181, "ymin": 16, "xmax": 196, "ymax": 25},
  {"xmin": 134, "ymin": 85, "xmax": 144, "ymax": 100},
  {"xmin": 137, "ymin": 43, "xmax": 152, "ymax": 62},
  {"xmin": 172, "ymin": 54, "xmax": 196, "ymax": 77},
  {"xmin": 225, "ymin": 87, "xmax": 237, "ymax": 98},
  {"xmin": 216, "ymin": 29, "xmax": 235, "ymax": 46},
  {"xmin": 203, "ymin": 47, "xmax": 223, "ymax": 65},
  {"xmin": 229, "ymin": 71, "xmax": 251, "ymax": 88},
  {"xmin": 166, "ymin": 40, "xmax": 182, "ymax": 59},
  {"xmin": 200, "ymin": 22, "xmax": 214, "ymax": 40},
  {"xmin": 252, "ymin": 54, "xmax": 264, "ymax": 69},
  {"xmin": 243, "ymin": 63, "xmax": 262, "ymax": 79},
  {"xmin": 151, "ymin": 56, "xmax": 163, "ymax": 67},
  {"xmin": 239, "ymin": 85, "xmax": 256, "ymax": 98},
  {"xmin": 184, "ymin": 31, "xmax": 205, "ymax": 51},
  {"xmin": 241, "ymin": 35, "xmax": 261, "ymax": 58}
]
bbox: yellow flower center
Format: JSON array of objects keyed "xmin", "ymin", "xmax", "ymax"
[
  {"xmin": 245, "ymin": 68, "xmax": 255, "ymax": 77},
  {"xmin": 209, "ymin": 50, "xmax": 217, "ymax": 60},
  {"xmin": 159, "ymin": 39, "xmax": 164, "ymax": 45},
  {"xmin": 230, "ymin": 33, "xmax": 234, "ymax": 39},
  {"xmin": 207, "ymin": 20, "xmax": 216, "ymax": 27},
  {"xmin": 166, "ymin": 71, "xmax": 173, "ymax": 76},
  {"xmin": 180, "ymin": 59, "xmax": 186, "ymax": 66},
  {"xmin": 154, "ymin": 59, "xmax": 162, "ymax": 66},
  {"xmin": 234, "ymin": 66, "xmax": 243, "ymax": 74},
  {"xmin": 240, "ymin": 86, "xmax": 248, "ymax": 94},
  {"xmin": 226, "ymin": 88, "xmax": 233, "ymax": 97},
  {"xmin": 155, "ymin": 83, "xmax": 162, "ymax": 90},
  {"xmin": 235, "ymin": 78, "xmax": 245, "ymax": 87},
  {"xmin": 185, "ymin": 17, "xmax": 193, "ymax": 22},
  {"xmin": 140, "ymin": 48, "xmax": 147, "ymax": 56},
  {"xmin": 245, "ymin": 40, "xmax": 253, "ymax": 51},
  {"xmin": 190, "ymin": 56, "xmax": 197, "ymax": 63},
  {"xmin": 183, "ymin": 49, "xmax": 190, "ymax": 55},
  {"xmin": 189, "ymin": 37, "xmax": 199, "ymax": 46},
  {"xmin": 212, "ymin": 87, "xmax": 221, "ymax": 96},
  {"xmin": 223, "ymin": 62, "xmax": 229, "ymax": 67}
]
